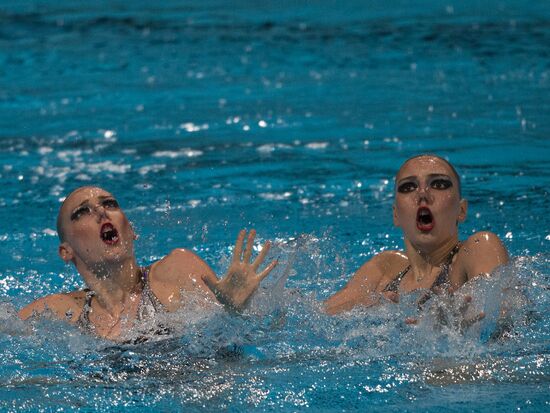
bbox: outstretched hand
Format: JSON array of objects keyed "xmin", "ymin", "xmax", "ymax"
[
  {"xmin": 202, "ymin": 229, "xmax": 278, "ymax": 311},
  {"xmin": 405, "ymin": 287, "xmax": 485, "ymax": 331},
  {"xmin": 455, "ymin": 295, "xmax": 485, "ymax": 332}
]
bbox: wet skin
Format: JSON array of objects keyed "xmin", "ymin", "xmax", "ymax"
[
  {"xmin": 19, "ymin": 187, "xmax": 277, "ymax": 341},
  {"xmin": 325, "ymin": 156, "xmax": 509, "ymax": 315}
]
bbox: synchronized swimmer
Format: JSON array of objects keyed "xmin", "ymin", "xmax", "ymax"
[
  {"xmin": 18, "ymin": 154, "xmax": 509, "ymax": 341},
  {"xmin": 18, "ymin": 186, "xmax": 277, "ymax": 341},
  {"xmin": 324, "ymin": 154, "xmax": 509, "ymax": 314}
]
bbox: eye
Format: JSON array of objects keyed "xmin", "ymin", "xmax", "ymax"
[
  {"xmin": 397, "ymin": 182, "xmax": 417, "ymax": 193},
  {"xmin": 70, "ymin": 206, "xmax": 91, "ymax": 221},
  {"xmin": 431, "ymin": 178, "xmax": 453, "ymax": 190},
  {"xmin": 102, "ymin": 198, "xmax": 119, "ymax": 209}
]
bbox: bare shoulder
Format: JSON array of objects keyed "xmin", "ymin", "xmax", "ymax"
[
  {"xmin": 351, "ymin": 250, "xmax": 407, "ymax": 288},
  {"xmin": 324, "ymin": 250, "xmax": 407, "ymax": 314},
  {"xmin": 18, "ymin": 291, "xmax": 86, "ymax": 322},
  {"xmin": 355, "ymin": 250, "xmax": 407, "ymax": 278},
  {"xmin": 460, "ymin": 231, "xmax": 509, "ymax": 279},
  {"xmin": 462, "ymin": 231, "xmax": 508, "ymax": 257},
  {"xmin": 147, "ymin": 248, "xmax": 217, "ymax": 307},
  {"xmin": 151, "ymin": 248, "xmax": 216, "ymax": 283}
]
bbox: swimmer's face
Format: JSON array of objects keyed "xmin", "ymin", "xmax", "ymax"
[
  {"xmin": 393, "ymin": 156, "xmax": 467, "ymax": 250},
  {"xmin": 58, "ymin": 187, "xmax": 135, "ymax": 267}
]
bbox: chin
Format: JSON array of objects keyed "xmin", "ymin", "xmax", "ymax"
[
  {"xmin": 412, "ymin": 229, "xmax": 459, "ymax": 250},
  {"xmin": 407, "ymin": 231, "xmax": 441, "ymax": 250},
  {"xmin": 101, "ymin": 245, "xmax": 133, "ymax": 262}
]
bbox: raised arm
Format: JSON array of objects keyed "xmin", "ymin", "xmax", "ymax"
[
  {"xmin": 202, "ymin": 229, "xmax": 278, "ymax": 311},
  {"xmin": 150, "ymin": 229, "xmax": 277, "ymax": 312}
]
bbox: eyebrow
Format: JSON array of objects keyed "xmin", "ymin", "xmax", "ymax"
[{"xmin": 396, "ymin": 173, "xmax": 452, "ymax": 184}]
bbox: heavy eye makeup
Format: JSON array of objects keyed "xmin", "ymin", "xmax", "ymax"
[
  {"xmin": 102, "ymin": 198, "xmax": 119, "ymax": 209},
  {"xmin": 69, "ymin": 198, "xmax": 119, "ymax": 221},
  {"xmin": 430, "ymin": 178, "xmax": 453, "ymax": 190},
  {"xmin": 397, "ymin": 181, "xmax": 417, "ymax": 193},
  {"xmin": 70, "ymin": 205, "xmax": 91, "ymax": 221}
]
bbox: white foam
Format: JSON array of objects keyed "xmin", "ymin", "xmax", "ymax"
[
  {"xmin": 257, "ymin": 144, "xmax": 275, "ymax": 154},
  {"xmin": 57, "ymin": 150, "xmax": 79, "ymax": 160},
  {"xmin": 152, "ymin": 149, "xmax": 203, "ymax": 158},
  {"xmin": 38, "ymin": 146, "xmax": 53, "ymax": 155},
  {"xmin": 84, "ymin": 161, "xmax": 131, "ymax": 174},
  {"xmin": 138, "ymin": 164, "xmax": 166, "ymax": 175},
  {"xmin": 257, "ymin": 143, "xmax": 293, "ymax": 154},
  {"xmin": 305, "ymin": 142, "xmax": 329, "ymax": 150},
  {"xmin": 259, "ymin": 192, "xmax": 292, "ymax": 201},
  {"xmin": 102, "ymin": 130, "xmax": 116, "ymax": 140},
  {"xmin": 179, "ymin": 122, "xmax": 209, "ymax": 133},
  {"xmin": 182, "ymin": 149, "xmax": 204, "ymax": 157},
  {"xmin": 188, "ymin": 200, "xmax": 201, "ymax": 208}
]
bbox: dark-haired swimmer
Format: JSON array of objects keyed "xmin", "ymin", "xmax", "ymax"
[
  {"xmin": 325, "ymin": 155, "xmax": 509, "ymax": 315},
  {"xmin": 19, "ymin": 186, "xmax": 277, "ymax": 341}
]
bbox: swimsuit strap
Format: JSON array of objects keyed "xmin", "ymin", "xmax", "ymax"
[
  {"xmin": 76, "ymin": 289, "xmax": 95, "ymax": 332},
  {"xmin": 417, "ymin": 242, "xmax": 462, "ymax": 309},
  {"xmin": 136, "ymin": 266, "xmax": 165, "ymax": 321},
  {"xmin": 141, "ymin": 266, "xmax": 149, "ymax": 282},
  {"xmin": 382, "ymin": 264, "xmax": 411, "ymax": 293},
  {"xmin": 133, "ymin": 266, "xmax": 171, "ymax": 342},
  {"xmin": 431, "ymin": 242, "xmax": 462, "ymax": 290},
  {"xmin": 76, "ymin": 267, "xmax": 167, "ymax": 339},
  {"xmin": 382, "ymin": 242, "xmax": 462, "ymax": 294}
]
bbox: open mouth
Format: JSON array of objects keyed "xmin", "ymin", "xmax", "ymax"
[
  {"xmin": 416, "ymin": 207, "xmax": 435, "ymax": 231},
  {"xmin": 100, "ymin": 223, "xmax": 119, "ymax": 245}
]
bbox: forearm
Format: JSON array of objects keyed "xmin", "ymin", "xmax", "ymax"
[{"xmin": 324, "ymin": 288, "xmax": 380, "ymax": 315}]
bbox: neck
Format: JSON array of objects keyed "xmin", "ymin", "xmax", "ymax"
[
  {"xmin": 77, "ymin": 257, "xmax": 142, "ymax": 314},
  {"xmin": 404, "ymin": 235, "xmax": 459, "ymax": 277}
]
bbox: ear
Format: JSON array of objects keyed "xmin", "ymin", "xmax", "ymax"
[
  {"xmin": 457, "ymin": 199, "xmax": 468, "ymax": 223},
  {"xmin": 58, "ymin": 242, "xmax": 74, "ymax": 263},
  {"xmin": 393, "ymin": 204, "xmax": 400, "ymax": 227}
]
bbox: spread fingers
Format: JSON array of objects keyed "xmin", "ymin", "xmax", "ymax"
[
  {"xmin": 232, "ymin": 229, "xmax": 246, "ymax": 263},
  {"xmin": 243, "ymin": 229, "xmax": 256, "ymax": 263},
  {"xmin": 252, "ymin": 241, "xmax": 271, "ymax": 270},
  {"xmin": 258, "ymin": 260, "xmax": 278, "ymax": 282}
]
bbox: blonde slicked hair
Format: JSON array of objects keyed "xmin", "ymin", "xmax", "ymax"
[
  {"xmin": 395, "ymin": 154, "xmax": 462, "ymax": 197},
  {"xmin": 56, "ymin": 186, "xmax": 104, "ymax": 242}
]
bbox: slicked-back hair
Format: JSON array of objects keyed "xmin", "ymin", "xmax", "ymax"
[
  {"xmin": 395, "ymin": 154, "xmax": 462, "ymax": 197},
  {"xmin": 56, "ymin": 186, "xmax": 98, "ymax": 242}
]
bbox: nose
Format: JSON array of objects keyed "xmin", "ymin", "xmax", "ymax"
[
  {"xmin": 416, "ymin": 185, "xmax": 433, "ymax": 204},
  {"xmin": 93, "ymin": 204, "xmax": 108, "ymax": 221}
]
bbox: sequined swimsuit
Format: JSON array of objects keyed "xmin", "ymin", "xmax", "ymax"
[
  {"xmin": 382, "ymin": 243, "xmax": 461, "ymax": 306},
  {"xmin": 77, "ymin": 267, "xmax": 166, "ymax": 338}
]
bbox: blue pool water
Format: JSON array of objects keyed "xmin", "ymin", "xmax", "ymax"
[{"xmin": 1, "ymin": 0, "xmax": 549, "ymax": 411}]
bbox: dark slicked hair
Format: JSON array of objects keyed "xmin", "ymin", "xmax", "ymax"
[{"xmin": 396, "ymin": 154, "xmax": 462, "ymax": 197}]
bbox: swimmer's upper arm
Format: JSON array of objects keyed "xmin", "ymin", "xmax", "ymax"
[
  {"xmin": 324, "ymin": 251, "xmax": 395, "ymax": 315},
  {"xmin": 150, "ymin": 248, "xmax": 217, "ymax": 296},
  {"xmin": 18, "ymin": 293, "xmax": 80, "ymax": 322},
  {"xmin": 463, "ymin": 231, "xmax": 509, "ymax": 280}
]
